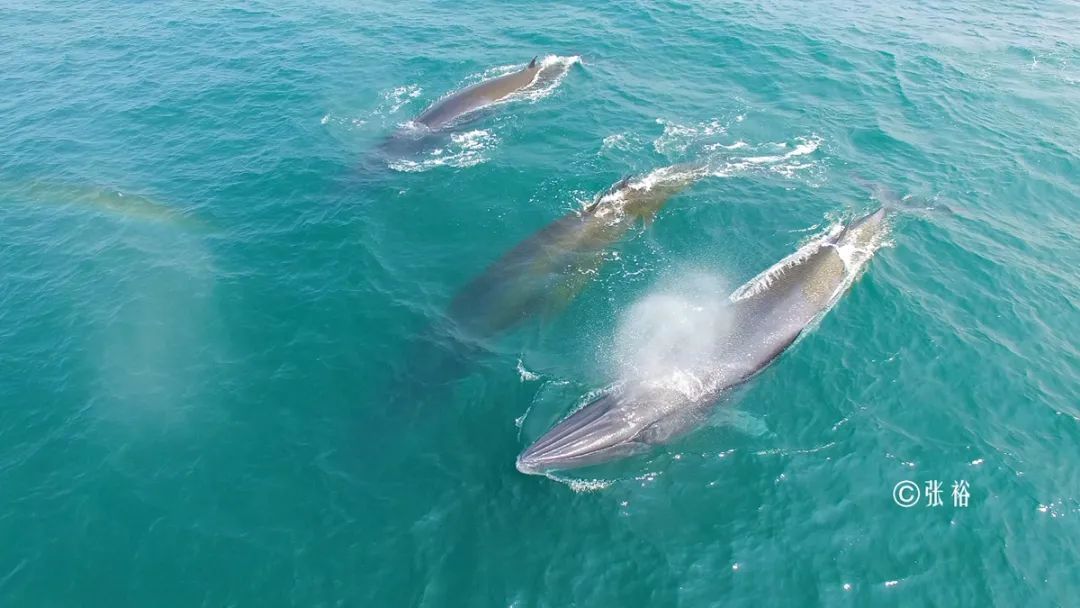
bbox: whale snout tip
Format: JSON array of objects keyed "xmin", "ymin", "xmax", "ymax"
[
  {"xmin": 515, "ymin": 453, "xmax": 543, "ymax": 476},
  {"xmin": 515, "ymin": 440, "xmax": 580, "ymax": 476},
  {"xmin": 514, "ymin": 393, "xmax": 636, "ymax": 476},
  {"xmin": 515, "ymin": 441, "xmax": 557, "ymax": 475}
]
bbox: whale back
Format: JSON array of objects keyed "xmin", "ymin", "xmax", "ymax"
[
  {"xmin": 722, "ymin": 209, "xmax": 888, "ymax": 383},
  {"xmin": 416, "ymin": 59, "xmax": 542, "ymax": 129}
]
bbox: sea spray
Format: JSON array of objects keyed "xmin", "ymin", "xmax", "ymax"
[{"xmin": 611, "ymin": 270, "xmax": 734, "ymax": 401}]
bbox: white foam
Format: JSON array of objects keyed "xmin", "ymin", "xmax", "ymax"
[
  {"xmin": 600, "ymin": 132, "xmax": 643, "ymax": 155},
  {"xmin": 585, "ymin": 162, "xmax": 708, "ymax": 224},
  {"xmin": 602, "ymin": 133, "xmax": 627, "ymax": 149},
  {"xmin": 337, "ymin": 83, "xmax": 424, "ymax": 128},
  {"xmin": 708, "ymin": 138, "xmax": 823, "ymax": 180},
  {"xmin": 738, "ymin": 137, "xmax": 820, "ymax": 165},
  {"xmin": 651, "ymin": 113, "xmax": 823, "ymax": 181},
  {"xmin": 654, "ymin": 117, "xmax": 730, "ymax": 154},
  {"xmin": 388, "ymin": 129, "xmax": 498, "ymax": 172},
  {"xmin": 634, "ymin": 163, "xmax": 703, "ymax": 191},
  {"xmin": 516, "ymin": 358, "xmax": 540, "ymax": 382},
  {"xmin": 384, "ymin": 84, "xmax": 423, "ymax": 114},
  {"xmin": 703, "ymin": 140, "xmax": 749, "ymax": 152},
  {"xmin": 541, "ymin": 473, "xmax": 614, "ymax": 492},
  {"xmin": 319, "ymin": 113, "xmax": 367, "ymax": 129}
]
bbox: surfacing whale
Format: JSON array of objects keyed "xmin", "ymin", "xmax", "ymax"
[
  {"xmin": 516, "ymin": 207, "xmax": 891, "ymax": 474},
  {"xmin": 447, "ymin": 164, "xmax": 706, "ymax": 339},
  {"xmin": 372, "ymin": 57, "xmax": 545, "ymax": 164},
  {"xmin": 416, "ymin": 56, "xmax": 542, "ymax": 129}
]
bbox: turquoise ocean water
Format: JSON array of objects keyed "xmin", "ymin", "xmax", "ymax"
[{"xmin": 2, "ymin": 1, "xmax": 1078, "ymax": 605}]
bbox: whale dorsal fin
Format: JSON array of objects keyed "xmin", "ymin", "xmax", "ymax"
[
  {"xmin": 583, "ymin": 175, "xmax": 633, "ymax": 214},
  {"xmin": 603, "ymin": 175, "xmax": 632, "ymax": 198},
  {"xmin": 528, "ymin": 56, "xmax": 538, "ymax": 69}
]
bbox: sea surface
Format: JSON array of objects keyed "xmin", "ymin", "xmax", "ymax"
[{"xmin": 2, "ymin": 1, "xmax": 1078, "ymax": 606}]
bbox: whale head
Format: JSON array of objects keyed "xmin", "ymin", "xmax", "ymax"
[{"xmin": 516, "ymin": 387, "xmax": 698, "ymax": 474}]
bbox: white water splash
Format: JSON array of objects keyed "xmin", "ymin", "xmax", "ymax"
[
  {"xmin": 588, "ymin": 163, "xmax": 712, "ymax": 216},
  {"xmin": 384, "ymin": 84, "xmax": 424, "ymax": 114},
  {"xmin": 704, "ymin": 140, "xmax": 749, "ymax": 151},
  {"xmin": 319, "ymin": 114, "xmax": 366, "ymax": 129},
  {"xmin": 388, "ymin": 129, "xmax": 498, "ymax": 172},
  {"xmin": 738, "ymin": 138, "xmax": 821, "ymax": 165},
  {"xmin": 516, "ymin": 358, "xmax": 540, "ymax": 382},
  {"xmin": 601, "ymin": 133, "xmax": 628, "ymax": 149},
  {"xmin": 540, "ymin": 471, "xmax": 614, "ymax": 493},
  {"xmin": 651, "ymin": 112, "xmax": 824, "ymax": 181},
  {"xmin": 654, "ymin": 117, "xmax": 730, "ymax": 154},
  {"xmin": 706, "ymin": 136, "xmax": 822, "ymax": 180},
  {"xmin": 612, "ymin": 271, "xmax": 733, "ymax": 402},
  {"xmin": 599, "ymin": 132, "xmax": 646, "ymax": 155},
  {"xmin": 322, "ymin": 84, "xmax": 422, "ymax": 130}
]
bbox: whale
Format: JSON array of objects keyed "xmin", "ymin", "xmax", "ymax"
[
  {"xmin": 391, "ymin": 166, "xmax": 702, "ymax": 397},
  {"xmin": 8, "ymin": 181, "xmax": 199, "ymax": 227},
  {"xmin": 371, "ymin": 57, "xmax": 545, "ymax": 164},
  {"xmin": 415, "ymin": 56, "xmax": 542, "ymax": 129},
  {"xmin": 447, "ymin": 164, "xmax": 706, "ymax": 339},
  {"xmin": 516, "ymin": 206, "xmax": 891, "ymax": 474}
]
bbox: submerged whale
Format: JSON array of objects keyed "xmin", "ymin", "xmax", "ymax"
[
  {"xmin": 9, "ymin": 181, "xmax": 196, "ymax": 226},
  {"xmin": 447, "ymin": 164, "xmax": 706, "ymax": 339},
  {"xmin": 516, "ymin": 206, "xmax": 891, "ymax": 474}
]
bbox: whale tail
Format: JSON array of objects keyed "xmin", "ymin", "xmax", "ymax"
[
  {"xmin": 851, "ymin": 175, "xmax": 949, "ymax": 216},
  {"xmin": 853, "ymin": 177, "xmax": 904, "ymax": 209}
]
